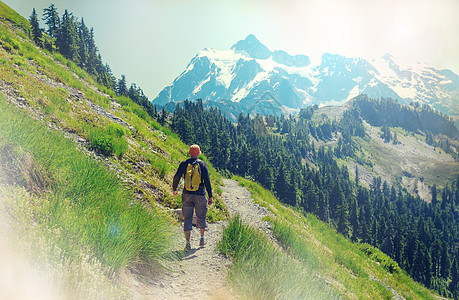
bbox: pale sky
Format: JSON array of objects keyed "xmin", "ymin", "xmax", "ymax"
[{"xmin": 4, "ymin": 0, "xmax": 459, "ymax": 100}]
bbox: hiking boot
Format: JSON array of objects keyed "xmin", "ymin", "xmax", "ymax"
[
  {"xmin": 199, "ymin": 237, "xmax": 206, "ymax": 247},
  {"xmin": 185, "ymin": 242, "xmax": 191, "ymax": 251}
]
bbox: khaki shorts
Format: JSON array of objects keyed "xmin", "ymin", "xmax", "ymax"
[{"xmin": 182, "ymin": 193, "xmax": 207, "ymax": 231}]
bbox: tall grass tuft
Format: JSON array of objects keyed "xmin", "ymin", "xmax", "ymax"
[
  {"xmin": 272, "ymin": 219, "xmax": 323, "ymax": 271},
  {"xmin": 218, "ymin": 216, "xmax": 339, "ymax": 300},
  {"xmin": 87, "ymin": 123, "xmax": 128, "ymax": 158}
]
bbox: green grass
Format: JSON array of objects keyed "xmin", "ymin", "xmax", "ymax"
[
  {"xmin": 0, "ymin": 186, "xmax": 130, "ymax": 299},
  {"xmin": 0, "ymin": 1, "xmax": 30, "ymax": 34},
  {"xmin": 86, "ymin": 123, "xmax": 128, "ymax": 158},
  {"xmin": 357, "ymin": 243, "xmax": 401, "ymax": 274},
  {"xmin": 0, "ymin": 95, "xmax": 175, "ymax": 273},
  {"xmin": 218, "ymin": 215, "xmax": 339, "ymax": 300},
  {"xmin": 232, "ymin": 176, "xmax": 439, "ymax": 299}
]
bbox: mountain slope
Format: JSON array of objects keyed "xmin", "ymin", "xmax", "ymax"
[
  {"xmin": 153, "ymin": 35, "xmax": 459, "ymax": 125},
  {"xmin": 313, "ymin": 95, "xmax": 459, "ymax": 200}
]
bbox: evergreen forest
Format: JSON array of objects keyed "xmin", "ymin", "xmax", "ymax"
[{"xmin": 171, "ymin": 97, "xmax": 459, "ymax": 298}]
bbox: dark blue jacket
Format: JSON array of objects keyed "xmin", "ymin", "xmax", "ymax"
[{"xmin": 172, "ymin": 158, "xmax": 212, "ymax": 198}]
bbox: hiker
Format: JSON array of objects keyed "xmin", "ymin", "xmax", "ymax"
[{"xmin": 173, "ymin": 144, "xmax": 213, "ymax": 251}]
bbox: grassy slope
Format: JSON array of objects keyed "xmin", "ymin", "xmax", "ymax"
[
  {"xmin": 315, "ymin": 104, "xmax": 459, "ymax": 201},
  {"xmin": 353, "ymin": 122, "xmax": 459, "ymax": 195},
  {"xmin": 0, "ymin": 1, "xmax": 30, "ymax": 33},
  {"xmin": 230, "ymin": 176, "xmax": 440, "ymax": 299}
]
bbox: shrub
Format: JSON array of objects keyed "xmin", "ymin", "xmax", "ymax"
[
  {"xmin": 358, "ymin": 243, "xmax": 401, "ymax": 274},
  {"xmin": 87, "ymin": 123, "xmax": 128, "ymax": 158}
]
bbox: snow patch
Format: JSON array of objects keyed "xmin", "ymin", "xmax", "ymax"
[
  {"xmin": 347, "ymin": 85, "xmax": 360, "ymax": 100},
  {"xmin": 352, "ymin": 76, "xmax": 363, "ymax": 83},
  {"xmin": 231, "ymin": 71, "xmax": 271, "ymax": 102},
  {"xmin": 198, "ymin": 49, "xmax": 247, "ymax": 89},
  {"xmin": 192, "ymin": 76, "xmax": 211, "ymax": 94}
]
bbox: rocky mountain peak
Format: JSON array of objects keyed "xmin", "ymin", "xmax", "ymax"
[{"xmin": 231, "ymin": 34, "xmax": 272, "ymax": 60}]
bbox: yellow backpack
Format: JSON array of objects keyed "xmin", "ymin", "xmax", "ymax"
[{"xmin": 184, "ymin": 160, "xmax": 202, "ymax": 191}]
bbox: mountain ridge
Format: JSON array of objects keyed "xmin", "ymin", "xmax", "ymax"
[{"xmin": 153, "ymin": 35, "xmax": 459, "ymax": 126}]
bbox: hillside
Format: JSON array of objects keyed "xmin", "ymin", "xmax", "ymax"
[
  {"xmin": 0, "ymin": 2, "xmax": 456, "ymax": 299},
  {"xmin": 313, "ymin": 96, "xmax": 459, "ymax": 201}
]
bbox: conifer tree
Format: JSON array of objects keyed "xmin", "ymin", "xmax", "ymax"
[
  {"xmin": 336, "ymin": 199, "xmax": 350, "ymax": 238},
  {"xmin": 102, "ymin": 63, "xmax": 116, "ymax": 89},
  {"xmin": 431, "ymin": 185, "xmax": 438, "ymax": 206},
  {"xmin": 355, "ymin": 165, "xmax": 359, "ymax": 186},
  {"xmin": 56, "ymin": 10, "xmax": 80, "ymax": 63},
  {"xmin": 440, "ymin": 242, "xmax": 450, "ymax": 279},
  {"xmin": 450, "ymin": 257, "xmax": 458, "ymax": 297},
  {"xmin": 77, "ymin": 18, "xmax": 89, "ymax": 68},
  {"xmin": 29, "ymin": 8, "xmax": 42, "ymax": 46},
  {"xmin": 42, "ymin": 4, "xmax": 59, "ymax": 38},
  {"xmin": 349, "ymin": 194, "xmax": 359, "ymax": 241},
  {"xmin": 87, "ymin": 28, "xmax": 98, "ymax": 75},
  {"xmin": 116, "ymin": 75, "xmax": 128, "ymax": 96}
]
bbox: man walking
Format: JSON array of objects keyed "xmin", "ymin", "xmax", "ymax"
[{"xmin": 173, "ymin": 144, "xmax": 213, "ymax": 251}]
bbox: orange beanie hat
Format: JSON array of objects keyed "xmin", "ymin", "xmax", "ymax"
[{"xmin": 189, "ymin": 144, "xmax": 201, "ymax": 156}]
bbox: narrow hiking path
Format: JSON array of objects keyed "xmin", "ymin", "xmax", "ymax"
[{"xmin": 129, "ymin": 178, "xmax": 273, "ymax": 299}]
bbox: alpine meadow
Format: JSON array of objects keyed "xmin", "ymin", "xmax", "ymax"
[{"xmin": 0, "ymin": 1, "xmax": 458, "ymax": 299}]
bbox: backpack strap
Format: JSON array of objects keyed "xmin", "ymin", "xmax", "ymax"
[
  {"xmin": 196, "ymin": 159, "xmax": 203, "ymax": 184},
  {"xmin": 190, "ymin": 160, "xmax": 197, "ymax": 190}
]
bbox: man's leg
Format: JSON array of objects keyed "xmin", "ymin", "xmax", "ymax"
[
  {"xmin": 194, "ymin": 195, "xmax": 208, "ymax": 247},
  {"xmin": 182, "ymin": 193, "xmax": 194, "ymax": 250},
  {"xmin": 184, "ymin": 230, "xmax": 191, "ymax": 242}
]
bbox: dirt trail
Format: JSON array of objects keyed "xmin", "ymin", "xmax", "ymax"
[{"xmin": 131, "ymin": 178, "xmax": 272, "ymax": 299}]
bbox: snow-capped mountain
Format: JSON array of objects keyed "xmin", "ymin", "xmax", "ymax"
[{"xmin": 153, "ymin": 34, "xmax": 459, "ymax": 123}]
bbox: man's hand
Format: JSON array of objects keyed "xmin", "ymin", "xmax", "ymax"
[
  {"xmin": 208, "ymin": 197, "xmax": 213, "ymax": 205},
  {"xmin": 173, "ymin": 190, "xmax": 178, "ymax": 196}
]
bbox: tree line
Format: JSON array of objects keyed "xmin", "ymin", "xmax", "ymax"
[
  {"xmin": 354, "ymin": 96, "xmax": 459, "ymax": 159},
  {"xmin": 28, "ymin": 4, "xmax": 151, "ymax": 107},
  {"xmin": 171, "ymin": 98, "xmax": 458, "ymax": 298}
]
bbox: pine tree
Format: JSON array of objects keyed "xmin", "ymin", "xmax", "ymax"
[
  {"xmin": 450, "ymin": 257, "xmax": 458, "ymax": 298},
  {"xmin": 355, "ymin": 165, "xmax": 359, "ymax": 186},
  {"xmin": 43, "ymin": 4, "xmax": 59, "ymax": 38},
  {"xmin": 29, "ymin": 8, "xmax": 42, "ymax": 46},
  {"xmin": 77, "ymin": 18, "xmax": 89, "ymax": 69},
  {"xmin": 116, "ymin": 75, "xmax": 128, "ymax": 96},
  {"xmin": 87, "ymin": 28, "xmax": 98, "ymax": 75},
  {"xmin": 336, "ymin": 201, "xmax": 350, "ymax": 238},
  {"xmin": 56, "ymin": 10, "xmax": 80, "ymax": 63},
  {"xmin": 431, "ymin": 185, "xmax": 438, "ymax": 206},
  {"xmin": 349, "ymin": 194, "xmax": 359, "ymax": 241},
  {"xmin": 102, "ymin": 63, "xmax": 116, "ymax": 89},
  {"xmin": 440, "ymin": 242, "xmax": 450, "ymax": 279}
]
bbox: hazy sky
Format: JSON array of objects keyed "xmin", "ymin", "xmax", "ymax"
[{"xmin": 4, "ymin": 0, "xmax": 459, "ymax": 100}]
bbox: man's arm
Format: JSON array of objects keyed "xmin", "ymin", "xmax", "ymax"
[
  {"xmin": 201, "ymin": 161, "xmax": 213, "ymax": 199},
  {"xmin": 172, "ymin": 161, "xmax": 185, "ymax": 192}
]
